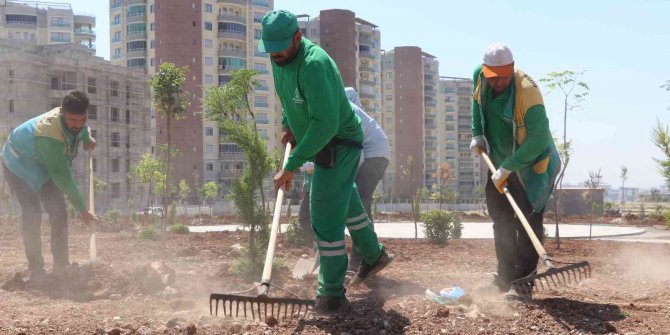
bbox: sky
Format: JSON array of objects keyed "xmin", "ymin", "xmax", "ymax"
[{"xmin": 72, "ymin": 0, "xmax": 669, "ymax": 189}]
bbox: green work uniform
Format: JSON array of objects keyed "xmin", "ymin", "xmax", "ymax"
[{"xmin": 272, "ymin": 37, "xmax": 383, "ymax": 297}]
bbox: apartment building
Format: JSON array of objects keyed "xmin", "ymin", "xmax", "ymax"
[
  {"xmin": 110, "ymin": 0, "xmax": 277, "ymax": 198},
  {"xmin": 438, "ymin": 77, "xmax": 484, "ymax": 201},
  {"xmin": 0, "ymin": 0, "xmax": 95, "ymax": 54},
  {"xmin": 0, "ymin": 40, "xmax": 152, "ymax": 211},
  {"xmin": 298, "ymin": 9, "xmax": 383, "ymax": 127}
]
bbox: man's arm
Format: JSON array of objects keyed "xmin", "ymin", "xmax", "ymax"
[
  {"xmin": 283, "ymin": 61, "xmax": 340, "ymax": 171},
  {"xmin": 35, "ymin": 137, "xmax": 87, "ymax": 213},
  {"xmin": 500, "ymin": 105, "xmax": 551, "ymax": 171}
]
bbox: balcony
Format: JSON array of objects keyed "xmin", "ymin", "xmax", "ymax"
[
  {"xmin": 218, "ymin": 0, "xmax": 246, "ymax": 5},
  {"xmin": 424, "ymin": 100, "xmax": 437, "ymax": 107},
  {"xmin": 112, "ymin": 54, "xmax": 122, "ymax": 60},
  {"xmin": 218, "ymin": 49, "xmax": 246, "ymax": 58},
  {"xmin": 255, "ymin": 85, "xmax": 269, "ymax": 91},
  {"xmin": 126, "ymin": 31, "xmax": 147, "ymax": 40},
  {"xmin": 218, "ymin": 31, "xmax": 246, "ymax": 41},
  {"xmin": 50, "ymin": 22, "xmax": 71, "ymax": 28},
  {"xmin": 359, "ymin": 51, "xmax": 375, "ymax": 60},
  {"xmin": 218, "ymin": 13, "xmax": 246, "ymax": 24},
  {"xmin": 359, "ymin": 64, "xmax": 376, "ymax": 73},
  {"xmin": 74, "ymin": 14, "xmax": 95, "ymax": 25},
  {"xmin": 74, "ymin": 28, "xmax": 95, "ymax": 36},
  {"xmin": 111, "ymin": 36, "xmax": 121, "ymax": 43},
  {"xmin": 126, "ymin": 13, "xmax": 147, "ymax": 24},
  {"xmin": 359, "ymin": 78, "xmax": 376, "ymax": 87},
  {"xmin": 254, "ymin": 102, "xmax": 269, "ymax": 108},
  {"xmin": 359, "ymin": 91, "xmax": 376, "ymax": 100},
  {"xmin": 252, "ymin": 0, "xmax": 270, "ymax": 7},
  {"xmin": 359, "ymin": 37, "xmax": 373, "ymax": 46},
  {"xmin": 127, "ymin": 48, "xmax": 147, "ymax": 58},
  {"xmin": 126, "ymin": 0, "xmax": 146, "ymax": 5}
]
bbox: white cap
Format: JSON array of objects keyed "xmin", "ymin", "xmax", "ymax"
[{"xmin": 483, "ymin": 43, "xmax": 514, "ymax": 67}]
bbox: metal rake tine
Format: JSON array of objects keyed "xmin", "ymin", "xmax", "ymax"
[
  {"xmin": 236, "ymin": 300, "xmax": 240, "ymax": 317},
  {"xmin": 264, "ymin": 302, "xmax": 268, "ymax": 320},
  {"xmin": 271, "ymin": 302, "xmax": 275, "ymax": 319},
  {"xmin": 559, "ymin": 271, "xmax": 567, "ymax": 285},
  {"xmin": 284, "ymin": 303, "xmax": 288, "ymax": 319},
  {"xmin": 257, "ymin": 301, "xmax": 261, "ymax": 320},
  {"xmin": 251, "ymin": 301, "xmax": 255, "ymax": 320},
  {"xmin": 210, "ymin": 298, "xmax": 215, "ymax": 315},
  {"xmin": 244, "ymin": 301, "xmax": 248, "ymax": 318}
]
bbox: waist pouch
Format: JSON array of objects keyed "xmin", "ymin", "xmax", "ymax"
[{"xmin": 315, "ymin": 137, "xmax": 363, "ymax": 169}]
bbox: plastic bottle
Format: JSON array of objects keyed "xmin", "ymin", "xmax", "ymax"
[
  {"xmin": 424, "ymin": 289, "xmax": 447, "ymax": 305},
  {"xmin": 440, "ymin": 286, "xmax": 465, "ymax": 301}
]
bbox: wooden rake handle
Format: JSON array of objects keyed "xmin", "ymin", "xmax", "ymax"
[
  {"xmin": 481, "ymin": 153, "xmax": 551, "ymax": 264},
  {"xmin": 259, "ymin": 142, "xmax": 292, "ymax": 297}
]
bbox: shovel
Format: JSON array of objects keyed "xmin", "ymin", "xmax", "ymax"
[
  {"xmin": 88, "ymin": 154, "xmax": 96, "ymax": 263},
  {"xmin": 210, "ymin": 143, "xmax": 314, "ymax": 319},
  {"xmin": 481, "ymin": 153, "xmax": 591, "ymax": 295}
]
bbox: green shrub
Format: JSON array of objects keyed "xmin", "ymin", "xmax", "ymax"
[
  {"xmin": 104, "ymin": 208, "xmax": 121, "ymax": 225},
  {"xmin": 421, "ymin": 210, "xmax": 462, "ymax": 245},
  {"xmin": 666, "ymin": 211, "xmax": 670, "ymax": 229},
  {"xmin": 139, "ymin": 225, "xmax": 160, "ymax": 241},
  {"xmin": 285, "ymin": 216, "xmax": 311, "ymax": 247},
  {"xmin": 169, "ymin": 222, "xmax": 190, "ymax": 234}
]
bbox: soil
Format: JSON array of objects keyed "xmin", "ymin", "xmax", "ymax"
[{"xmin": 0, "ymin": 218, "xmax": 668, "ymax": 334}]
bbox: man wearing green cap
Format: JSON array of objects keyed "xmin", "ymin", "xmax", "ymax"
[{"xmin": 262, "ymin": 9, "xmax": 393, "ymax": 314}]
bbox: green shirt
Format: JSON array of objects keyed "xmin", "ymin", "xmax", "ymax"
[
  {"xmin": 272, "ymin": 37, "xmax": 363, "ymax": 172},
  {"xmin": 471, "ymin": 65, "xmax": 551, "ymax": 172}
]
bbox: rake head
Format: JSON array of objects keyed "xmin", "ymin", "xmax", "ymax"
[
  {"xmin": 511, "ymin": 261, "xmax": 591, "ymax": 295},
  {"xmin": 210, "ymin": 293, "xmax": 315, "ymax": 321}
]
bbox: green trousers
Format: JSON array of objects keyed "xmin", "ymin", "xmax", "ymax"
[{"xmin": 311, "ymin": 145, "xmax": 383, "ymax": 297}]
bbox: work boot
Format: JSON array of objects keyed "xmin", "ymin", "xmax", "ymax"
[
  {"xmin": 313, "ymin": 295, "xmax": 352, "ymax": 314},
  {"xmin": 349, "ymin": 248, "xmax": 393, "ymax": 287},
  {"xmin": 27, "ymin": 268, "xmax": 47, "ymax": 282},
  {"xmin": 503, "ymin": 287, "xmax": 533, "ymax": 302}
]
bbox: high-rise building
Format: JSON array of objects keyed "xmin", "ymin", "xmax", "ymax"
[
  {"xmin": 0, "ymin": 40, "xmax": 152, "ymax": 211},
  {"xmin": 298, "ymin": 9, "xmax": 383, "ymax": 127},
  {"xmin": 0, "ymin": 0, "xmax": 96, "ymax": 54},
  {"xmin": 381, "ymin": 47, "xmax": 437, "ymax": 198},
  {"xmin": 110, "ymin": 0, "xmax": 277, "ymax": 198},
  {"xmin": 438, "ymin": 76, "xmax": 484, "ymax": 201}
]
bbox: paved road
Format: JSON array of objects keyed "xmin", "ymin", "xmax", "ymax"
[{"xmin": 189, "ymin": 222, "xmax": 670, "ymax": 243}]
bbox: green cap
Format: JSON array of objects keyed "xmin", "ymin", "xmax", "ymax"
[{"xmin": 258, "ymin": 10, "xmax": 298, "ymax": 53}]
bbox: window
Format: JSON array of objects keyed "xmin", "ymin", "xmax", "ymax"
[
  {"xmin": 218, "ymin": 22, "xmax": 246, "ymax": 34},
  {"xmin": 127, "ymin": 23, "xmax": 146, "ymax": 36},
  {"xmin": 111, "ymin": 107, "xmax": 119, "ymax": 122},
  {"xmin": 50, "ymin": 17, "xmax": 71, "ymax": 28},
  {"xmin": 254, "ymin": 29, "xmax": 262, "ymax": 40},
  {"xmin": 206, "ymin": 144, "xmax": 214, "ymax": 153},
  {"xmin": 50, "ymin": 77, "xmax": 59, "ymax": 90},
  {"xmin": 219, "ymin": 143, "xmax": 241, "ymax": 153},
  {"xmin": 6, "ymin": 14, "xmax": 37, "ymax": 25},
  {"xmin": 204, "ymin": 3, "xmax": 213, "ymax": 12},
  {"xmin": 9, "ymin": 100, "xmax": 14, "ymax": 113},
  {"xmin": 88, "ymin": 105, "xmax": 97, "ymax": 120},
  {"xmin": 385, "ymin": 72, "xmax": 392, "ymax": 79},
  {"xmin": 205, "ymin": 127, "xmax": 214, "ymax": 136},
  {"xmin": 219, "ymin": 57, "xmax": 246, "ymax": 70},
  {"xmin": 111, "ymin": 132, "xmax": 120, "ymax": 147},
  {"xmin": 111, "ymin": 182, "xmax": 121, "ymax": 199},
  {"xmin": 112, "ymin": 14, "xmax": 121, "ymax": 25},
  {"xmin": 204, "ymin": 56, "xmax": 213, "ymax": 66},
  {"xmin": 253, "ymin": 12, "xmax": 264, "ymax": 23},
  {"xmin": 50, "ymin": 32, "xmax": 71, "ymax": 43},
  {"xmin": 204, "ymin": 39, "xmax": 213, "ymax": 48},
  {"xmin": 204, "ymin": 21, "xmax": 213, "ymax": 31},
  {"xmin": 150, "ymin": 22, "xmax": 155, "ymax": 31},
  {"xmin": 206, "ymin": 162, "xmax": 214, "ymax": 171},
  {"xmin": 111, "ymin": 81, "xmax": 119, "ymax": 97},
  {"xmin": 125, "ymin": 110, "xmax": 131, "ymax": 124},
  {"xmin": 149, "ymin": 4, "xmax": 155, "ymax": 13},
  {"xmin": 254, "ymin": 96, "xmax": 268, "ymax": 108},
  {"xmin": 111, "ymin": 158, "xmax": 120, "ymax": 173},
  {"xmin": 87, "ymin": 77, "xmax": 97, "ymax": 94},
  {"xmin": 127, "ymin": 40, "xmax": 146, "ymax": 51},
  {"xmin": 127, "ymin": 58, "xmax": 146, "ymax": 69},
  {"xmin": 112, "ymin": 31, "xmax": 121, "ymax": 42}
]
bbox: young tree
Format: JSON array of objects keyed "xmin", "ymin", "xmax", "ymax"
[
  {"xmin": 129, "ymin": 153, "xmax": 164, "ymax": 208},
  {"xmin": 201, "ymin": 181, "xmax": 218, "ymax": 215},
  {"xmin": 203, "ymin": 69, "xmax": 274, "ymax": 266},
  {"xmin": 401, "ymin": 155, "xmax": 420, "ymax": 239},
  {"xmin": 539, "ymin": 70, "xmax": 589, "ymax": 247},
  {"xmin": 584, "ymin": 169, "xmax": 603, "ymax": 240},
  {"xmin": 151, "ymin": 63, "xmax": 189, "ymax": 235},
  {"xmin": 652, "ymin": 119, "xmax": 670, "ymax": 189},
  {"xmin": 178, "ymin": 179, "xmax": 191, "ymax": 216},
  {"xmin": 431, "ymin": 162, "xmax": 454, "ymax": 210},
  {"xmin": 620, "ymin": 166, "xmax": 629, "ymax": 217}
]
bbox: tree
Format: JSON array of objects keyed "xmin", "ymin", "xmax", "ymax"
[
  {"xmin": 620, "ymin": 166, "xmax": 629, "ymax": 217},
  {"xmin": 401, "ymin": 155, "xmax": 420, "ymax": 239},
  {"xmin": 584, "ymin": 169, "xmax": 603, "ymax": 240},
  {"xmin": 539, "ymin": 70, "xmax": 589, "ymax": 248},
  {"xmin": 203, "ymin": 69, "xmax": 274, "ymax": 266},
  {"xmin": 431, "ymin": 162, "xmax": 454, "ymax": 210},
  {"xmin": 201, "ymin": 181, "xmax": 218, "ymax": 215},
  {"xmin": 652, "ymin": 119, "xmax": 670, "ymax": 189},
  {"xmin": 129, "ymin": 153, "xmax": 164, "ymax": 208},
  {"xmin": 150, "ymin": 63, "xmax": 189, "ymax": 236},
  {"xmin": 178, "ymin": 179, "xmax": 191, "ymax": 216}
]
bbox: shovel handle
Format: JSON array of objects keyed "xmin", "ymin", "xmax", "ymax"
[
  {"xmin": 259, "ymin": 142, "xmax": 293, "ymax": 295},
  {"xmin": 481, "ymin": 153, "xmax": 550, "ymax": 263}
]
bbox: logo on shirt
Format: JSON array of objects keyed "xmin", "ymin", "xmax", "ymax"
[{"xmin": 292, "ymin": 87, "xmax": 305, "ymax": 105}]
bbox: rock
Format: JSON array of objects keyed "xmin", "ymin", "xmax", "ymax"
[
  {"xmin": 436, "ymin": 307, "xmax": 450, "ymax": 318},
  {"xmin": 265, "ymin": 316, "xmax": 278, "ymax": 327},
  {"xmin": 109, "ymin": 294, "xmax": 122, "ymax": 301},
  {"xmin": 161, "ymin": 286, "xmax": 179, "ymax": 297},
  {"xmin": 136, "ymin": 326, "xmax": 151, "ymax": 335},
  {"xmin": 166, "ymin": 317, "xmax": 186, "ymax": 328},
  {"xmin": 107, "ymin": 329, "xmax": 122, "ymax": 335},
  {"xmin": 186, "ymin": 324, "xmax": 197, "ymax": 335},
  {"xmin": 383, "ymin": 320, "xmax": 391, "ymax": 329},
  {"xmin": 112, "ymin": 316, "xmax": 122, "ymax": 322},
  {"xmin": 131, "ymin": 262, "xmax": 175, "ymax": 294},
  {"xmin": 40, "ymin": 318, "xmax": 50, "ymax": 326},
  {"xmin": 229, "ymin": 322, "xmax": 243, "ymax": 334}
]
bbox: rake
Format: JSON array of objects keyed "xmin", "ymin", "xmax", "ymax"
[
  {"xmin": 210, "ymin": 143, "xmax": 315, "ymax": 320},
  {"xmin": 481, "ymin": 153, "xmax": 591, "ymax": 295}
]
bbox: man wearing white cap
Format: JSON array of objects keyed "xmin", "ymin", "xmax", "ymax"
[{"xmin": 470, "ymin": 43, "xmax": 560, "ymax": 300}]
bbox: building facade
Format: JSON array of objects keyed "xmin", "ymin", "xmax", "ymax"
[
  {"xmin": 0, "ymin": 0, "xmax": 95, "ymax": 54},
  {"xmin": 0, "ymin": 40, "xmax": 152, "ymax": 212},
  {"xmin": 110, "ymin": 0, "xmax": 277, "ymax": 199}
]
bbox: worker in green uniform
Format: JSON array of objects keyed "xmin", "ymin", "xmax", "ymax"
[
  {"xmin": 471, "ymin": 43, "xmax": 560, "ymax": 300},
  {"xmin": 2, "ymin": 90, "xmax": 98, "ymax": 281},
  {"xmin": 261, "ymin": 9, "xmax": 393, "ymax": 313}
]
